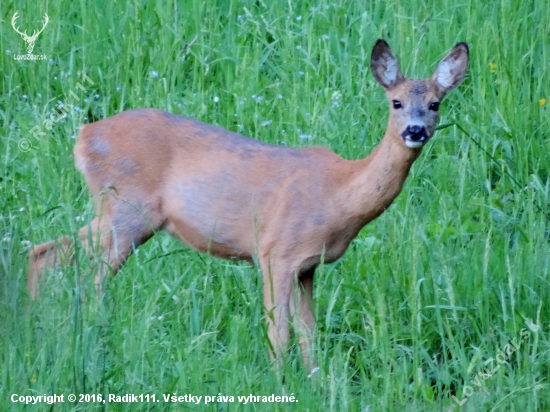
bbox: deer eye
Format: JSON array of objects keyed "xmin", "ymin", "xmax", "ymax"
[
  {"xmin": 429, "ymin": 102, "xmax": 440, "ymax": 111},
  {"xmin": 392, "ymin": 100, "xmax": 402, "ymax": 109}
]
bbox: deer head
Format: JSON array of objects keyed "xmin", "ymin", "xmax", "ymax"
[
  {"xmin": 11, "ymin": 11, "xmax": 49, "ymax": 54},
  {"xmin": 371, "ymin": 39, "xmax": 469, "ymax": 148}
]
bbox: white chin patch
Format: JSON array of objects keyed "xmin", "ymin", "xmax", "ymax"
[{"xmin": 404, "ymin": 139, "xmax": 424, "ymax": 148}]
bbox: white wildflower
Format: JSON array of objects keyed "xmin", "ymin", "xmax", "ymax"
[{"xmin": 331, "ymin": 90, "xmax": 342, "ymax": 108}]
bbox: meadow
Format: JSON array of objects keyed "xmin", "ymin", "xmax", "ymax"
[{"xmin": 1, "ymin": 0, "xmax": 549, "ymax": 410}]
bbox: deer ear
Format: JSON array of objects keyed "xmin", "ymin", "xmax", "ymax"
[
  {"xmin": 370, "ymin": 39, "xmax": 404, "ymax": 89},
  {"xmin": 431, "ymin": 42, "xmax": 469, "ymax": 92}
]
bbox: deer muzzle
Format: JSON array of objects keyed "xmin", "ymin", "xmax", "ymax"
[{"xmin": 401, "ymin": 125, "xmax": 428, "ymax": 148}]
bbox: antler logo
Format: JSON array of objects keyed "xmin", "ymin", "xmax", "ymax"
[{"xmin": 11, "ymin": 11, "xmax": 49, "ymax": 54}]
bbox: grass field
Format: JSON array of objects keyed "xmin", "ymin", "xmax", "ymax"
[{"xmin": 1, "ymin": 0, "xmax": 549, "ymax": 410}]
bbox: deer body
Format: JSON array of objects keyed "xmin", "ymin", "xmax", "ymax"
[
  {"xmin": 29, "ymin": 40, "xmax": 469, "ymax": 372},
  {"xmin": 76, "ymin": 109, "xmax": 416, "ymax": 268}
]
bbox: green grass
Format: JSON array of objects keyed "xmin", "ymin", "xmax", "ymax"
[{"xmin": 1, "ymin": 0, "xmax": 549, "ymax": 410}]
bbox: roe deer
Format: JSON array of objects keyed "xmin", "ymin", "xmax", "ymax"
[{"xmin": 28, "ymin": 40, "xmax": 469, "ymax": 372}]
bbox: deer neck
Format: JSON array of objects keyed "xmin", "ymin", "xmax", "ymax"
[{"xmin": 345, "ymin": 126, "xmax": 421, "ymax": 226}]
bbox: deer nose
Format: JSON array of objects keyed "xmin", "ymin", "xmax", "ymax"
[{"xmin": 405, "ymin": 125, "xmax": 427, "ymax": 141}]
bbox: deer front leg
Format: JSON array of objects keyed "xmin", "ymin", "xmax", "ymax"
[
  {"xmin": 261, "ymin": 260, "xmax": 293, "ymax": 370},
  {"xmin": 290, "ymin": 269, "xmax": 317, "ymax": 374}
]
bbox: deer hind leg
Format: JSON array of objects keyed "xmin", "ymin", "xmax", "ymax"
[
  {"xmin": 289, "ymin": 269, "xmax": 317, "ymax": 373},
  {"xmin": 28, "ymin": 195, "xmax": 162, "ymax": 298},
  {"xmin": 90, "ymin": 197, "xmax": 162, "ymax": 293},
  {"xmin": 28, "ymin": 235, "xmax": 73, "ymax": 298},
  {"xmin": 28, "ymin": 216, "xmax": 110, "ymax": 298}
]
